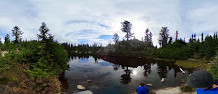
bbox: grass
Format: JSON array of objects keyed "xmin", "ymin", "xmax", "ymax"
[{"xmin": 175, "ymin": 59, "xmax": 211, "ymax": 70}]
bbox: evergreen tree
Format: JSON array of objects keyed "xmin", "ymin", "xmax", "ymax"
[
  {"xmin": 113, "ymin": 33, "xmax": 119, "ymax": 43},
  {"xmin": 175, "ymin": 30, "xmax": 178, "ymax": 41},
  {"xmin": 159, "ymin": 27, "xmax": 169, "ymax": 47},
  {"xmin": 168, "ymin": 37, "xmax": 173, "ymax": 44},
  {"xmin": 4, "ymin": 34, "xmax": 10, "ymax": 44},
  {"xmin": 203, "ymin": 35, "xmax": 215, "ymax": 58},
  {"xmin": 121, "ymin": 20, "xmax": 134, "ymax": 41},
  {"xmin": 144, "ymin": 28, "xmax": 149, "ymax": 42},
  {"xmin": 37, "ymin": 22, "xmax": 50, "ymax": 42},
  {"xmin": 149, "ymin": 31, "xmax": 153, "ymax": 46},
  {"xmin": 12, "ymin": 26, "xmax": 23, "ymax": 44},
  {"xmin": 144, "ymin": 28, "xmax": 153, "ymax": 46},
  {"xmin": 201, "ymin": 33, "xmax": 204, "ymax": 42}
]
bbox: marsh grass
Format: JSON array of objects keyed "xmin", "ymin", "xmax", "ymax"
[{"xmin": 175, "ymin": 59, "xmax": 211, "ymax": 70}]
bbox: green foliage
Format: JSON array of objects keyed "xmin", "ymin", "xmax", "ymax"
[
  {"xmin": 159, "ymin": 27, "xmax": 169, "ymax": 47},
  {"xmin": 62, "ymin": 43, "xmax": 102, "ymax": 56},
  {"xmin": 209, "ymin": 51, "xmax": 218, "ymax": 79},
  {"xmin": 99, "ymin": 39, "xmax": 155, "ymax": 57},
  {"xmin": 0, "ymin": 23, "xmax": 69, "ymax": 93},
  {"xmin": 26, "ymin": 23, "xmax": 69, "ymax": 79},
  {"xmin": 12, "ymin": 26, "xmax": 23, "ymax": 44},
  {"xmin": 0, "ymin": 57, "xmax": 10, "ymax": 72},
  {"xmin": 26, "ymin": 57, "xmax": 54, "ymax": 79},
  {"xmin": 26, "ymin": 42, "xmax": 68, "ymax": 79},
  {"xmin": 0, "ymin": 77, "xmax": 9, "ymax": 85},
  {"xmin": 180, "ymin": 85, "xmax": 196, "ymax": 92},
  {"xmin": 121, "ymin": 20, "xmax": 134, "ymax": 41},
  {"xmin": 37, "ymin": 22, "xmax": 50, "ymax": 42}
]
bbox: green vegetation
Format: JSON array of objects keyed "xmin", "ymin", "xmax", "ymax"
[
  {"xmin": 209, "ymin": 51, "xmax": 218, "ymax": 79},
  {"xmin": 0, "ymin": 22, "xmax": 68, "ymax": 93},
  {"xmin": 180, "ymin": 85, "xmax": 196, "ymax": 92},
  {"xmin": 100, "ymin": 20, "xmax": 218, "ymax": 61},
  {"xmin": 61, "ymin": 43, "xmax": 102, "ymax": 57},
  {"xmin": 175, "ymin": 60, "xmax": 211, "ymax": 70}
]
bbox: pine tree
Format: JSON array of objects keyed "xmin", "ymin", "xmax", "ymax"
[
  {"xmin": 159, "ymin": 27, "xmax": 169, "ymax": 47},
  {"xmin": 175, "ymin": 30, "xmax": 178, "ymax": 41},
  {"xmin": 4, "ymin": 34, "xmax": 10, "ymax": 44},
  {"xmin": 37, "ymin": 22, "xmax": 50, "ymax": 42},
  {"xmin": 201, "ymin": 33, "xmax": 204, "ymax": 42},
  {"xmin": 113, "ymin": 33, "xmax": 119, "ymax": 43},
  {"xmin": 12, "ymin": 26, "xmax": 23, "ymax": 44},
  {"xmin": 121, "ymin": 20, "xmax": 134, "ymax": 41}
]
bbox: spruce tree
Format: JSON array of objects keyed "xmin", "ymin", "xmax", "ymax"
[{"xmin": 12, "ymin": 26, "xmax": 23, "ymax": 44}]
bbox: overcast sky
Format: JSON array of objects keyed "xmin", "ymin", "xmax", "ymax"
[{"xmin": 0, "ymin": 0, "xmax": 218, "ymax": 46}]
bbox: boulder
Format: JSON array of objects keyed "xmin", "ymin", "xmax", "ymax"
[
  {"xmin": 77, "ymin": 85, "xmax": 86, "ymax": 90},
  {"xmin": 75, "ymin": 90, "xmax": 93, "ymax": 94},
  {"xmin": 87, "ymin": 80, "xmax": 92, "ymax": 83}
]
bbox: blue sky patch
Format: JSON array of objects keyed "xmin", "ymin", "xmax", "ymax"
[
  {"xmin": 98, "ymin": 35, "xmax": 113, "ymax": 40},
  {"xmin": 98, "ymin": 61, "xmax": 114, "ymax": 66},
  {"xmin": 77, "ymin": 39, "xmax": 90, "ymax": 44}
]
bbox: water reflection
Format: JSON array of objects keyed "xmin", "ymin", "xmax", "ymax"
[
  {"xmin": 120, "ymin": 66, "xmax": 132, "ymax": 84},
  {"xmin": 62, "ymin": 56, "xmax": 196, "ymax": 94},
  {"xmin": 143, "ymin": 63, "xmax": 151, "ymax": 77}
]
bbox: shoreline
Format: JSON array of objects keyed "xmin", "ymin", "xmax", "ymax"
[{"xmin": 130, "ymin": 86, "xmax": 197, "ymax": 94}]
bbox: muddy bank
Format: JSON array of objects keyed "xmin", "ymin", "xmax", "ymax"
[{"xmin": 153, "ymin": 86, "xmax": 196, "ymax": 94}]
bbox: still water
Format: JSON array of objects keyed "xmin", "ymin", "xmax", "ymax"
[{"xmin": 61, "ymin": 56, "xmax": 195, "ymax": 94}]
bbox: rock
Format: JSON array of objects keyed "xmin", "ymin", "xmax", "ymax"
[
  {"xmin": 146, "ymin": 84, "xmax": 153, "ymax": 86},
  {"xmin": 87, "ymin": 80, "xmax": 92, "ymax": 83},
  {"xmin": 161, "ymin": 78, "xmax": 165, "ymax": 82},
  {"xmin": 75, "ymin": 90, "xmax": 93, "ymax": 94},
  {"xmin": 77, "ymin": 85, "xmax": 86, "ymax": 90}
]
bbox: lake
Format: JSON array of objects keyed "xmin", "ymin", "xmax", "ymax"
[{"xmin": 60, "ymin": 56, "xmax": 195, "ymax": 94}]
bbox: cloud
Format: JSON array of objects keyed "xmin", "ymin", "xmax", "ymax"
[
  {"xmin": 0, "ymin": 0, "xmax": 218, "ymax": 46},
  {"xmin": 66, "ymin": 20, "xmax": 111, "ymax": 29}
]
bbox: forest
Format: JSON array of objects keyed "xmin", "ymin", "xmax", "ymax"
[{"xmin": 0, "ymin": 22, "xmax": 68, "ymax": 93}]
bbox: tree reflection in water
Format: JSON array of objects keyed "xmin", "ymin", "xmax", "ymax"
[
  {"xmin": 120, "ymin": 66, "xmax": 132, "ymax": 84},
  {"xmin": 113, "ymin": 64, "xmax": 120, "ymax": 71},
  {"xmin": 143, "ymin": 63, "xmax": 151, "ymax": 77}
]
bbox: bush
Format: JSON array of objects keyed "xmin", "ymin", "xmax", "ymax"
[
  {"xmin": 209, "ymin": 51, "xmax": 218, "ymax": 79},
  {"xmin": 180, "ymin": 85, "xmax": 196, "ymax": 92}
]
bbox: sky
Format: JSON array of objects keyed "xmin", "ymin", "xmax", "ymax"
[{"xmin": 0, "ymin": 0, "xmax": 218, "ymax": 46}]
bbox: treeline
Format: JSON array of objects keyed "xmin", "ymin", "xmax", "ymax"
[
  {"xmin": 100, "ymin": 20, "xmax": 218, "ymax": 60},
  {"xmin": 157, "ymin": 27, "xmax": 218, "ymax": 60},
  {"xmin": 61, "ymin": 43, "xmax": 102, "ymax": 57},
  {"xmin": 0, "ymin": 22, "xmax": 68, "ymax": 93}
]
